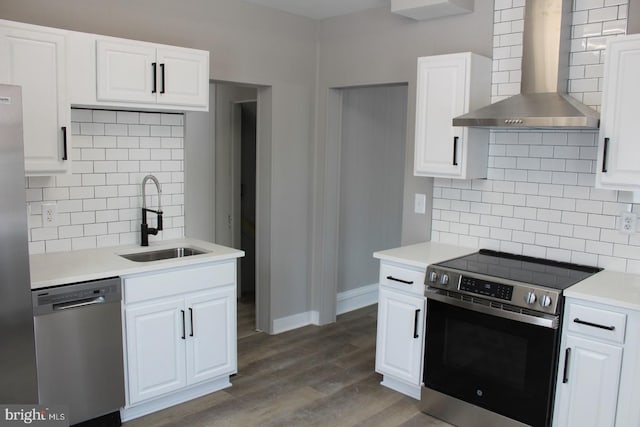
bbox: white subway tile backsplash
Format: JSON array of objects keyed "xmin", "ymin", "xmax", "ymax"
[
  {"xmin": 429, "ymin": 1, "xmax": 639, "ymax": 272},
  {"xmin": 26, "ymin": 109, "xmax": 185, "ymax": 253}
]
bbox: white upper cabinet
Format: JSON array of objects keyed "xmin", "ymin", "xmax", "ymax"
[
  {"xmin": 97, "ymin": 40, "xmax": 157, "ymax": 104},
  {"xmin": 596, "ymin": 34, "xmax": 640, "ymax": 191},
  {"xmin": 413, "ymin": 52, "xmax": 491, "ymax": 179},
  {"xmin": 0, "ymin": 20, "xmax": 70, "ymax": 175},
  {"xmin": 69, "ymin": 32, "xmax": 209, "ymax": 112}
]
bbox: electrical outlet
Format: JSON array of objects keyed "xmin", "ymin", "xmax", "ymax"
[
  {"xmin": 42, "ymin": 203, "xmax": 57, "ymax": 226},
  {"xmin": 620, "ymin": 211, "xmax": 637, "ymax": 234}
]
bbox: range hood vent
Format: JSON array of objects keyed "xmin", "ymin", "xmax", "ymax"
[{"xmin": 453, "ymin": 0, "xmax": 600, "ymax": 129}]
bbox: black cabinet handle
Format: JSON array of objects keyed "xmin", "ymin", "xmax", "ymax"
[
  {"xmin": 189, "ymin": 307, "xmax": 194, "ymax": 337},
  {"xmin": 602, "ymin": 137, "xmax": 609, "ymax": 173},
  {"xmin": 453, "ymin": 136, "xmax": 459, "ymax": 166},
  {"xmin": 573, "ymin": 318, "xmax": 615, "ymax": 331},
  {"xmin": 413, "ymin": 309, "xmax": 421, "ymax": 338},
  {"xmin": 181, "ymin": 309, "xmax": 186, "ymax": 339},
  {"xmin": 386, "ymin": 275, "xmax": 413, "ymax": 285},
  {"xmin": 160, "ymin": 63, "xmax": 165, "ymax": 94},
  {"xmin": 152, "ymin": 62, "xmax": 157, "ymax": 94},
  {"xmin": 61, "ymin": 126, "xmax": 68, "ymax": 160},
  {"xmin": 562, "ymin": 347, "xmax": 571, "ymax": 383}
]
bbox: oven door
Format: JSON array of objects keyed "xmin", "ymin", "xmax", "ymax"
[{"xmin": 424, "ymin": 295, "xmax": 560, "ymax": 427}]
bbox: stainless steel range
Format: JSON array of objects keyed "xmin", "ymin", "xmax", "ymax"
[{"xmin": 420, "ymin": 249, "xmax": 601, "ymax": 427}]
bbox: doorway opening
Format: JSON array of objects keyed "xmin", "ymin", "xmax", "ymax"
[
  {"xmin": 213, "ymin": 83, "xmax": 259, "ymax": 339},
  {"xmin": 312, "ymin": 84, "xmax": 408, "ymax": 323}
]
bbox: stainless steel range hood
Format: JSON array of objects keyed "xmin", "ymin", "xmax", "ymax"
[{"xmin": 453, "ymin": 0, "xmax": 600, "ymax": 129}]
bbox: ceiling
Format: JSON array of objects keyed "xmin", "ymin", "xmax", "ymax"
[{"xmin": 243, "ymin": 0, "xmax": 389, "ymax": 20}]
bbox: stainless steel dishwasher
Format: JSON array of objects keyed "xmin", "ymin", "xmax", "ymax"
[{"xmin": 32, "ymin": 277, "xmax": 125, "ymax": 426}]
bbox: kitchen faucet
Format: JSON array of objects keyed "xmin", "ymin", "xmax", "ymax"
[{"xmin": 141, "ymin": 174, "xmax": 163, "ymax": 246}]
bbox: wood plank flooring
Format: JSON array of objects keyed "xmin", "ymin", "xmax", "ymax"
[{"xmin": 124, "ymin": 305, "xmax": 451, "ymax": 427}]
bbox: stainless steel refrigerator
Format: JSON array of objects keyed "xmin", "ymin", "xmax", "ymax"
[{"xmin": 0, "ymin": 84, "xmax": 39, "ymax": 403}]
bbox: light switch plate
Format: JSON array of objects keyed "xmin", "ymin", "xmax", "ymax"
[{"xmin": 414, "ymin": 193, "xmax": 427, "ymax": 214}]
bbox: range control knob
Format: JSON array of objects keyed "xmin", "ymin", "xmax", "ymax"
[
  {"xmin": 440, "ymin": 274, "xmax": 449, "ymax": 286},
  {"xmin": 524, "ymin": 291, "xmax": 537, "ymax": 305},
  {"xmin": 539, "ymin": 294, "xmax": 552, "ymax": 308},
  {"xmin": 428, "ymin": 271, "xmax": 438, "ymax": 283}
]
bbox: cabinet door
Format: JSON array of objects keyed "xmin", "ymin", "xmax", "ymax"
[
  {"xmin": 597, "ymin": 34, "xmax": 640, "ymax": 190},
  {"xmin": 97, "ymin": 40, "xmax": 157, "ymax": 104},
  {"xmin": 156, "ymin": 47, "xmax": 209, "ymax": 108},
  {"xmin": 125, "ymin": 297, "xmax": 187, "ymax": 404},
  {"xmin": 375, "ymin": 287, "xmax": 425, "ymax": 385},
  {"xmin": 0, "ymin": 25, "xmax": 69, "ymax": 174},
  {"xmin": 185, "ymin": 285, "xmax": 237, "ymax": 384},
  {"xmin": 414, "ymin": 54, "xmax": 467, "ymax": 178},
  {"xmin": 554, "ymin": 335, "xmax": 622, "ymax": 427}
]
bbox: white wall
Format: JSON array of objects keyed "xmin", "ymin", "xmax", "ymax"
[{"xmin": 431, "ymin": 0, "xmax": 640, "ymax": 274}]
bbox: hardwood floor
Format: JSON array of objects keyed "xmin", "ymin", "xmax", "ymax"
[
  {"xmin": 124, "ymin": 305, "xmax": 451, "ymax": 427},
  {"xmin": 237, "ymin": 295, "xmax": 259, "ymax": 339}
]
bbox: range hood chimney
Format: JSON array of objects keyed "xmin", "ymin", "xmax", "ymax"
[{"xmin": 453, "ymin": 0, "xmax": 600, "ymax": 129}]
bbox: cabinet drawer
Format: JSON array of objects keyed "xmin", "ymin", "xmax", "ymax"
[
  {"xmin": 124, "ymin": 261, "xmax": 235, "ymax": 304},
  {"xmin": 566, "ymin": 303, "xmax": 627, "ymax": 343},
  {"xmin": 379, "ymin": 261, "xmax": 425, "ymax": 295}
]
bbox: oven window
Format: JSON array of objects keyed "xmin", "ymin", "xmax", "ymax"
[
  {"xmin": 444, "ymin": 318, "xmax": 528, "ymax": 391},
  {"xmin": 424, "ymin": 298, "xmax": 559, "ymax": 427}
]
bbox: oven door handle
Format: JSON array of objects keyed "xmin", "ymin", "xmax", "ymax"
[{"xmin": 426, "ymin": 290, "xmax": 559, "ymax": 329}]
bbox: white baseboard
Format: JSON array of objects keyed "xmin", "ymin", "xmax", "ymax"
[
  {"xmin": 271, "ymin": 284, "xmax": 377, "ymax": 334},
  {"xmin": 336, "ymin": 283, "xmax": 378, "ymax": 315},
  {"xmin": 121, "ymin": 376, "xmax": 231, "ymax": 421},
  {"xmin": 272, "ymin": 310, "xmax": 320, "ymax": 334}
]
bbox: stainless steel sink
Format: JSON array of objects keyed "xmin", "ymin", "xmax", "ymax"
[{"xmin": 119, "ymin": 247, "xmax": 208, "ymax": 262}]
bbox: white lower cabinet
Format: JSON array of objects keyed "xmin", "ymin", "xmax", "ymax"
[
  {"xmin": 126, "ymin": 297, "xmax": 187, "ymax": 404},
  {"xmin": 122, "ymin": 261, "xmax": 237, "ymax": 420},
  {"xmin": 553, "ymin": 335, "xmax": 622, "ymax": 427},
  {"xmin": 375, "ymin": 261, "xmax": 426, "ymax": 399},
  {"xmin": 553, "ymin": 297, "xmax": 640, "ymax": 427}
]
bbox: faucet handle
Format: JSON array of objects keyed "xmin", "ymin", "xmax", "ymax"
[{"xmin": 157, "ymin": 211, "xmax": 163, "ymax": 231}]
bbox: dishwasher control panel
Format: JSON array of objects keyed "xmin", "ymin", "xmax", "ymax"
[{"xmin": 32, "ymin": 277, "xmax": 121, "ymax": 316}]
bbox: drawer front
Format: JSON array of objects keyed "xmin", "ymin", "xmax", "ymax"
[
  {"xmin": 566, "ymin": 302, "xmax": 627, "ymax": 343},
  {"xmin": 124, "ymin": 261, "xmax": 236, "ymax": 304},
  {"xmin": 379, "ymin": 261, "xmax": 425, "ymax": 295}
]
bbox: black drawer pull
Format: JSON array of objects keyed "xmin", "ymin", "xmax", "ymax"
[
  {"xmin": 181, "ymin": 309, "xmax": 186, "ymax": 339},
  {"xmin": 562, "ymin": 347, "xmax": 571, "ymax": 383},
  {"xmin": 602, "ymin": 137, "xmax": 609, "ymax": 173},
  {"xmin": 61, "ymin": 126, "xmax": 68, "ymax": 160},
  {"xmin": 413, "ymin": 309, "xmax": 421, "ymax": 338},
  {"xmin": 453, "ymin": 136, "xmax": 459, "ymax": 166},
  {"xmin": 152, "ymin": 62, "xmax": 157, "ymax": 94},
  {"xmin": 386, "ymin": 275, "xmax": 413, "ymax": 285},
  {"xmin": 573, "ymin": 318, "xmax": 615, "ymax": 331},
  {"xmin": 160, "ymin": 63, "xmax": 166, "ymax": 94},
  {"xmin": 189, "ymin": 307, "xmax": 194, "ymax": 337}
]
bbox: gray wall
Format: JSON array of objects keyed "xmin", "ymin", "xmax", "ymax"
[
  {"xmin": 310, "ymin": 4, "xmax": 494, "ymax": 322},
  {"xmin": 338, "ymin": 85, "xmax": 406, "ymax": 293},
  {"xmin": 1, "ymin": 0, "xmax": 496, "ymax": 327},
  {"xmin": 185, "ymin": 85, "xmax": 216, "ymax": 243},
  {"xmin": 0, "ymin": 0, "xmax": 316, "ymax": 330}
]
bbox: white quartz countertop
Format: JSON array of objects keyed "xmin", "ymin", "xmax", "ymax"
[
  {"xmin": 373, "ymin": 241, "xmax": 476, "ymax": 270},
  {"xmin": 30, "ymin": 238, "xmax": 244, "ymax": 289},
  {"xmin": 565, "ymin": 270, "xmax": 640, "ymax": 311},
  {"xmin": 374, "ymin": 241, "xmax": 640, "ymax": 312}
]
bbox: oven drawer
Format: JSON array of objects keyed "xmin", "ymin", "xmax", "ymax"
[
  {"xmin": 566, "ymin": 303, "xmax": 626, "ymax": 343},
  {"xmin": 379, "ymin": 261, "xmax": 425, "ymax": 295}
]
